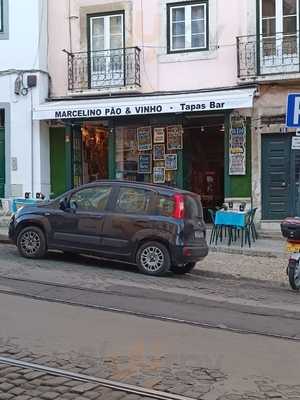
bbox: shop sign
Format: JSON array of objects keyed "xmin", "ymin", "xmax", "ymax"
[
  {"xmin": 286, "ymin": 94, "xmax": 300, "ymax": 127},
  {"xmin": 33, "ymin": 88, "xmax": 256, "ymax": 120},
  {"xmin": 229, "ymin": 115, "xmax": 246, "ymax": 176},
  {"xmin": 292, "ymin": 136, "xmax": 300, "ymax": 150}
]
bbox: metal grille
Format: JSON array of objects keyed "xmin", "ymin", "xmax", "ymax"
[
  {"xmin": 237, "ymin": 33, "xmax": 300, "ymax": 78},
  {"xmin": 66, "ymin": 47, "xmax": 141, "ymax": 92}
]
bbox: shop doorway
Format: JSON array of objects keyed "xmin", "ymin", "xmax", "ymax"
[
  {"xmin": 262, "ymin": 133, "xmax": 300, "ymax": 219},
  {"xmin": 183, "ymin": 116, "xmax": 225, "ymax": 221},
  {"xmin": 72, "ymin": 122, "xmax": 109, "ymax": 187}
]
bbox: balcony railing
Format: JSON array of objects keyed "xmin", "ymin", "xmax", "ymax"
[
  {"xmin": 66, "ymin": 47, "xmax": 141, "ymax": 92},
  {"xmin": 237, "ymin": 33, "xmax": 300, "ymax": 79}
]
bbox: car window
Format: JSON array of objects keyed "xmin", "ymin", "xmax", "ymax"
[
  {"xmin": 157, "ymin": 195, "xmax": 175, "ymax": 217},
  {"xmin": 116, "ymin": 187, "xmax": 152, "ymax": 214},
  {"xmin": 70, "ymin": 186, "xmax": 112, "ymax": 212},
  {"xmin": 184, "ymin": 194, "xmax": 203, "ymax": 219}
]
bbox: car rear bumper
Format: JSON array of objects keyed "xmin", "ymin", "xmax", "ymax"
[{"xmin": 172, "ymin": 241, "xmax": 209, "ymax": 265}]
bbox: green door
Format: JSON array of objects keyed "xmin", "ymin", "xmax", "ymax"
[
  {"xmin": 262, "ymin": 134, "xmax": 291, "ymax": 220},
  {"xmin": 50, "ymin": 128, "xmax": 67, "ymax": 198},
  {"xmin": 0, "ymin": 127, "xmax": 5, "ymax": 198}
]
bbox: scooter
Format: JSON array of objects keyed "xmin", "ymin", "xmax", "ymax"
[{"xmin": 281, "ymin": 217, "xmax": 300, "ymax": 290}]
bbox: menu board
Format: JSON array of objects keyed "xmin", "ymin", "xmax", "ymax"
[
  {"xmin": 167, "ymin": 125, "xmax": 183, "ymax": 150},
  {"xmin": 229, "ymin": 115, "xmax": 246, "ymax": 175},
  {"xmin": 137, "ymin": 127, "xmax": 152, "ymax": 151},
  {"xmin": 138, "ymin": 154, "xmax": 152, "ymax": 174}
]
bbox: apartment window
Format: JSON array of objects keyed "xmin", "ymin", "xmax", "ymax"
[
  {"xmin": 0, "ymin": 0, "xmax": 3, "ymax": 32},
  {"xmin": 167, "ymin": 1, "xmax": 208, "ymax": 53},
  {"xmin": 88, "ymin": 11, "xmax": 125, "ymax": 87}
]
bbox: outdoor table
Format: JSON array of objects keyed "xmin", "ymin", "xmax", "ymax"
[
  {"xmin": 214, "ymin": 210, "xmax": 248, "ymax": 246},
  {"xmin": 215, "ymin": 210, "xmax": 247, "ymax": 228}
]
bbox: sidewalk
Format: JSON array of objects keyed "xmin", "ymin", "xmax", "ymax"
[
  {"xmin": 0, "ymin": 213, "xmax": 289, "ymax": 284},
  {"xmin": 209, "ymin": 236, "xmax": 285, "ymax": 258},
  {"xmin": 0, "ymin": 224, "xmax": 286, "ymax": 254}
]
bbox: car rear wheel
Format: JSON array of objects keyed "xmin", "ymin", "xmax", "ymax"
[
  {"xmin": 17, "ymin": 226, "xmax": 46, "ymax": 259},
  {"xmin": 171, "ymin": 262, "xmax": 196, "ymax": 275},
  {"xmin": 136, "ymin": 241, "xmax": 171, "ymax": 276}
]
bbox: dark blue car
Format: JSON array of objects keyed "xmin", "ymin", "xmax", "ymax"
[{"xmin": 9, "ymin": 181, "xmax": 208, "ymax": 276}]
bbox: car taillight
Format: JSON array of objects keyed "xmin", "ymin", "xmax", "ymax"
[{"xmin": 173, "ymin": 194, "xmax": 185, "ymax": 219}]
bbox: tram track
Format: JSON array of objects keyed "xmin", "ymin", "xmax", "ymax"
[
  {"xmin": 0, "ymin": 274, "xmax": 300, "ymax": 341},
  {"xmin": 0, "ymin": 356, "xmax": 194, "ymax": 400}
]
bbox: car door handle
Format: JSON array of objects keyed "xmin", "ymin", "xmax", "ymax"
[{"xmin": 44, "ymin": 212, "xmax": 51, "ymax": 216}]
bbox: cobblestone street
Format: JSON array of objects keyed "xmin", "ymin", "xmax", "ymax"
[
  {"xmin": 1, "ymin": 340, "xmax": 300, "ymax": 400},
  {"xmin": 0, "ymin": 244, "xmax": 299, "ymax": 399}
]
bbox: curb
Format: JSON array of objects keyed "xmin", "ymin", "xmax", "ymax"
[
  {"xmin": 193, "ymin": 268, "xmax": 288, "ymax": 288},
  {"xmin": 209, "ymin": 245, "xmax": 285, "ymax": 258}
]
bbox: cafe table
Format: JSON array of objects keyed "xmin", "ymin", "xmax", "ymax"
[{"xmin": 214, "ymin": 210, "xmax": 248, "ymax": 246}]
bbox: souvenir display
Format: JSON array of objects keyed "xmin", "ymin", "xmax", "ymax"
[
  {"xmin": 137, "ymin": 127, "xmax": 152, "ymax": 151},
  {"xmin": 153, "ymin": 127, "xmax": 165, "ymax": 144},
  {"xmin": 165, "ymin": 154, "xmax": 177, "ymax": 170},
  {"xmin": 167, "ymin": 125, "xmax": 183, "ymax": 150},
  {"xmin": 153, "ymin": 144, "xmax": 165, "ymax": 161},
  {"xmin": 138, "ymin": 154, "xmax": 152, "ymax": 174},
  {"xmin": 153, "ymin": 167, "xmax": 165, "ymax": 183}
]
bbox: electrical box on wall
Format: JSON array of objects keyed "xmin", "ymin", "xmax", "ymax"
[
  {"xmin": 27, "ymin": 75, "xmax": 37, "ymax": 88},
  {"xmin": 11, "ymin": 157, "xmax": 18, "ymax": 171}
]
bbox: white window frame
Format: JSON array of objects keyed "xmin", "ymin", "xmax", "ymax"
[
  {"xmin": 259, "ymin": 0, "xmax": 299, "ymax": 73},
  {"xmin": 88, "ymin": 12, "xmax": 125, "ymax": 88},
  {"xmin": 168, "ymin": 1, "xmax": 208, "ymax": 53},
  {"xmin": 0, "ymin": 0, "xmax": 8, "ymax": 40},
  {"xmin": 89, "ymin": 13, "xmax": 124, "ymax": 52}
]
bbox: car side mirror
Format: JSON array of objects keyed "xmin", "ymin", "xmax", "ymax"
[{"xmin": 59, "ymin": 198, "xmax": 69, "ymax": 211}]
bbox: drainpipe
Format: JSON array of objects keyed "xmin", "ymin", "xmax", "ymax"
[{"xmin": 30, "ymin": 90, "xmax": 34, "ymax": 197}]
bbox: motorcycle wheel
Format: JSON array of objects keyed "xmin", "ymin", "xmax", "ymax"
[{"xmin": 288, "ymin": 259, "xmax": 300, "ymax": 291}]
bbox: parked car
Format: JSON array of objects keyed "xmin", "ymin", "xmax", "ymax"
[{"xmin": 9, "ymin": 181, "xmax": 208, "ymax": 276}]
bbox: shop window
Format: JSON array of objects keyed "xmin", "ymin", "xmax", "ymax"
[
  {"xmin": 70, "ymin": 186, "xmax": 112, "ymax": 212},
  {"xmin": 115, "ymin": 125, "xmax": 181, "ymax": 186},
  {"xmin": 167, "ymin": 1, "xmax": 208, "ymax": 53},
  {"xmin": 116, "ymin": 187, "xmax": 152, "ymax": 214}
]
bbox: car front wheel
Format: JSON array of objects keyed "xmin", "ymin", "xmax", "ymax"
[
  {"xmin": 17, "ymin": 226, "xmax": 47, "ymax": 259},
  {"xmin": 136, "ymin": 241, "xmax": 171, "ymax": 276}
]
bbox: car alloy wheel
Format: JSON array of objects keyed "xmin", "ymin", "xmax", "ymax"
[
  {"xmin": 17, "ymin": 226, "xmax": 47, "ymax": 259},
  {"xmin": 20, "ymin": 230, "xmax": 41, "ymax": 256},
  {"xmin": 140, "ymin": 246, "xmax": 165, "ymax": 273}
]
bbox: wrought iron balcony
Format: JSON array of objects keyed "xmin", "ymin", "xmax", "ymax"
[
  {"xmin": 237, "ymin": 33, "xmax": 300, "ymax": 79},
  {"xmin": 66, "ymin": 47, "xmax": 141, "ymax": 92}
]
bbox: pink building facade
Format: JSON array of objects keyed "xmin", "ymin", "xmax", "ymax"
[{"xmin": 31, "ymin": 0, "xmax": 300, "ymax": 229}]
